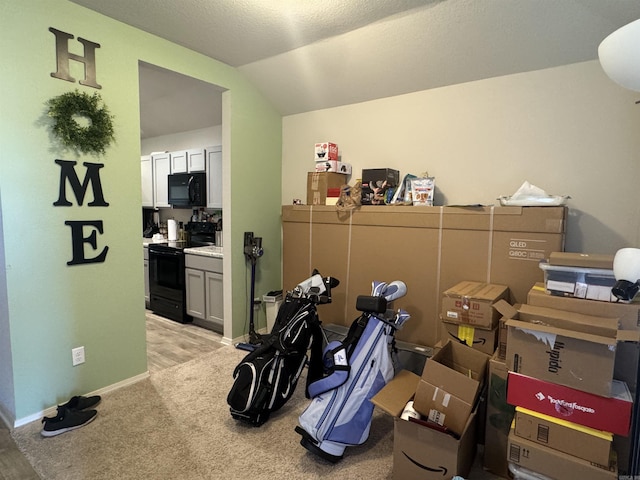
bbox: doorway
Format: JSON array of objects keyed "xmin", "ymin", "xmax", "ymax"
[{"xmin": 138, "ymin": 61, "xmax": 227, "ymax": 370}]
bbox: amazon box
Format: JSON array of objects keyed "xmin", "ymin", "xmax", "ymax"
[
  {"xmin": 442, "ymin": 322, "xmax": 498, "ymax": 355},
  {"xmin": 507, "ymin": 372, "xmax": 633, "ymax": 436},
  {"xmin": 413, "ymin": 340, "xmax": 489, "ymax": 435},
  {"xmin": 514, "ymin": 406, "xmax": 613, "ymax": 466},
  {"xmin": 371, "ymin": 370, "xmax": 477, "ymax": 480},
  {"xmin": 505, "ymin": 304, "xmax": 639, "ymax": 397},
  {"xmin": 508, "ymin": 425, "xmax": 618, "ymax": 480},
  {"xmin": 442, "ymin": 281, "xmax": 509, "ymax": 329}
]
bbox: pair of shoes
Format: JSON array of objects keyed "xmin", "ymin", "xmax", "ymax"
[{"xmin": 40, "ymin": 395, "xmax": 101, "ymax": 437}]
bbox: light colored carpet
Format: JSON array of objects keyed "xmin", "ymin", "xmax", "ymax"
[{"xmin": 11, "ymin": 346, "xmax": 395, "ymax": 479}]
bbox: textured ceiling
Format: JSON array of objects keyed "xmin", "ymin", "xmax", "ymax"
[{"xmin": 70, "ymin": 0, "xmax": 640, "ymax": 138}]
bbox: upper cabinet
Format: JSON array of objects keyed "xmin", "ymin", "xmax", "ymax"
[
  {"xmin": 187, "ymin": 148, "xmax": 206, "ymax": 172},
  {"xmin": 141, "ymin": 147, "xmax": 220, "ymax": 209},
  {"xmin": 152, "ymin": 152, "xmax": 171, "ymax": 208},
  {"xmin": 170, "ymin": 150, "xmax": 188, "ymax": 173},
  {"xmin": 141, "ymin": 155, "xmax": 153, "ymax": 207},
  {"xmin": 206, "ymin": 146, "xmax": 222, "ymax": 209},
  {"xmin": 171, "ymin": 148, "xmax": 206, "ymax": 174}
]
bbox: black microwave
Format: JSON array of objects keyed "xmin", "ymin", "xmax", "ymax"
[{"xmin": 168, "ymin": 172, "xmax": 207, "ymax": 208}]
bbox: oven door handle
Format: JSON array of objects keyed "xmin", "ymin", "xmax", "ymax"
[{"xmin": 150, "ymin": 250, "xmax": 183, "ymax": 257}]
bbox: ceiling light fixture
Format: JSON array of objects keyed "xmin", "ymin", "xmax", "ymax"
[{"xmin": 598, "ymin": 19, "xmax": 640, "ymax": 92}]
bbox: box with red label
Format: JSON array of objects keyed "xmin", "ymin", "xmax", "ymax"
[
  {"xmin": 506, "ymin": 372, "xmax": 633, "ymax": 436},
  {"xmin": 441, "ymin": 281, "xmax": 509, "ymax": 329},
  {"xmin": 314, "ymin": 142, "xmax": 338, "ymax": 161}
]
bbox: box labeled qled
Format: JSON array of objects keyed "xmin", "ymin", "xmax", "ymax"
[{"xmin": 314, "ymin": 142, "xmax": 338, "ymax": 161}]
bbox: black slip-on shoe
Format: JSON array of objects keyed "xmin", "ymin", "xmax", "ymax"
[
  {"xmin": 41, "ymin": 406, "xmax": 97, "ymax": 437},
  {"xmin": 61, "ymin": 395, "xmax": 101, "ymax": 411}
]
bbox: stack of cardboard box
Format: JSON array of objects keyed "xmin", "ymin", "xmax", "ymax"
[
  {"xmin": 307, "ymin": 142, "xmax": 352, "ymax": 205},
  {"xmin": 440, "ymin": 281, "xmax": 509, "ymax": 356},
  {"xmin": 496, "ymin": 254, "xmax": 640, "ymax": 479}
]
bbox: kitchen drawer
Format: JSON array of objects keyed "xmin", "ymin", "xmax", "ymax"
[{"xmin": 185, "ymin": 254, "xmax": 223, "ymax": 273}]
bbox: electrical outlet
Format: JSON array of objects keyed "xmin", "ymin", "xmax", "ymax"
[{"xmin": 72, "ymin": 346, "xmax": 85, "ymax": 366}]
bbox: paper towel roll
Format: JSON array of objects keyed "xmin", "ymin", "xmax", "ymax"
[{"xmin": 167, "ymin": 219, "xmax": 178, "ymax": 241}]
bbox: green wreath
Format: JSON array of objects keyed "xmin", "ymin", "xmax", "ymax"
[{"xmin": 47, "ymin": 90, "xmax": 115, "ymax": 155}]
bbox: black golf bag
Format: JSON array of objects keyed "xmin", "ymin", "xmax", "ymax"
[{"xmin": 227, "ymin": 271, "xmax": 339, "ymax": 426}]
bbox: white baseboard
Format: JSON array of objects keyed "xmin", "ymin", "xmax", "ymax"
[{"xmin": 13, "ymin": 371, "xmax": 150, "ymax": 429}]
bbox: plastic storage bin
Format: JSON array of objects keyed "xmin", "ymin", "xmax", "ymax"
[{"xmin": 539, "ymin": 261, "xmax": 616, "ymax": 302}]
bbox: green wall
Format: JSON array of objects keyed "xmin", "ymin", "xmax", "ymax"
[{"xmin": 0, "ymin": 0, "xmax": 282, "ymax": 423}]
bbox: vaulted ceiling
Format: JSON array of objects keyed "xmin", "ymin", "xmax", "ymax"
[{"xmin": 71, "ymin": 0, "xmax": 640, "ymax": 138}]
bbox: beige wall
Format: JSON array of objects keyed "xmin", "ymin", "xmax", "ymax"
[{"xmin": 282, "ymin": 61, "xmax": 640, "ymax": 254}]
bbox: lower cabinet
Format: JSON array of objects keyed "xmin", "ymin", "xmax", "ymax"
[
  {"xmin": 185, "ymin": 254, "xmax": 223, "ymax": 331},
  {"xmin": 143, "ymin": 246, "xmax": 150, "ymax": 306}
]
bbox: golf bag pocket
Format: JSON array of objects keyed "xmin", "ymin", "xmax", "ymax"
[{"xmin": 227, "ymin": 350, "xmax": 274, "ymax": 414}]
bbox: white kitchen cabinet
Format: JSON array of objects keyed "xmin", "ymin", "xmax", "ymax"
[
  {"xmin": 186, "ymin": 267, "xmax": 206, "ymax": 319},
  {"xmin": 205, "ymin": 271, "xmax": 223, "ymax": 324},
  {"xmin": 143, "ymin": 246, "xmax": 150, "ymax": 306},
  {"xmin": 187, "ymin": 148, "xmax": 206, "ymax": 172},
  {"xmin": 152, "ymin": 152, "xmax": 171, "ymax": 208},
  {"xmin": 141, "ymin": 155, "xmax": 153, "ymax": 207},
  {"xmin": 206, "ymin": 146, "xmax": 222, "ymax": 209},
  {"xmin": 170, "ymin": 150, "xmax": 188, "ymax": 173},
  {"xmin": 185, "ymin": 254, "xmax": 223, "ymax": 331}
]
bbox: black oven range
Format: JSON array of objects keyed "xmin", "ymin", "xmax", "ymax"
[{"xmin": 148, "ymin": 222, "xmax": 217, "ymax": 323}]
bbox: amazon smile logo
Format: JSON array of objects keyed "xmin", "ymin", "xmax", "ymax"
[{"xmin": 402, "ymin": 451, "xmax": 447, "ymax": 475}]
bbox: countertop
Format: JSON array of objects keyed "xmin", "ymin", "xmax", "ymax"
[
  {"xmin": 184, "ymin": 245, "xmax": 224, "ymax": 258},
  {"xmin": 143, "ymin": 238, "xmax": 224, "ymax": 258}
]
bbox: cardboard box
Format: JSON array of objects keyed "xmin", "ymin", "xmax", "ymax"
[
  {"xmin": 514, "ymin": 406, "xmax": 613, "ymax": 466},
  {"xmin": 442, "ymin": 321, "xmax": 498, "ymax": 355},
  {"xmin": 508, "ymin": 426, "xmax": 617, "ymax": 480},
  {"xmin": 371, "ymin": 370, "xmax": 478, "ymax": 480},
  {"xmin": 314, "ymin": 160, "xmax": 352, "ymax": 175},
  {"xmin": 306, "ymin": 172, "xmax": 346, "ymax": 205},
  {"xmin": 539, "ymin": 261, "xmax": 616, "ymax": 302},
  {"xmin": 548, "ymin": 252, "xmax": 614, "ymax": 269},
  {"xmin": 483, "ymin": 352, "xmax": 515, "ymax": 478},
  {"xmin": 526, "ymin": 283, "xmax": 640, "ymax": 392},
  {"xmin": 505, "ymin": 304, "xmax": 639, "ymax": 397},
  {"xmin": 361, "ymin": 168, "xmax": 400, "ymax": 205},
  {"xmin": 506, "ymin": 372, "xmax": 633, "ymax": 436},
  {"xmin": 281, "ymin": 205, "xmax": 567, "ymax": 348},
  {"xmin": 413, "ymin": 340, "xmax": 489, "ymax": 435},
  {"xmin": 442, "ymin": 281, "xmax": 509, "ymax": 329},
  {"xmin": 314, "ymin": 142, "xmax": 338, "ymax": 161}
]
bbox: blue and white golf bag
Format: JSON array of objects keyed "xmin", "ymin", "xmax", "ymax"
[{"xmin": 295, "ymin": 280, "xmax": 410, "ymax": 462}]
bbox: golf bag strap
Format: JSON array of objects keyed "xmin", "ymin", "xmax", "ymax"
[
  {"xmin": 307, "ymin": 342, "xmax": 350, "ymax": 398},
  {"xmin": 305, "ymin": 321, "xmax": 325, "ymax": 399}
]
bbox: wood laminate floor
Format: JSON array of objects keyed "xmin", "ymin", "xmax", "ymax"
[{"xmin": 0, "ymin": 312, "xmax": 225, "ymax": 480}]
